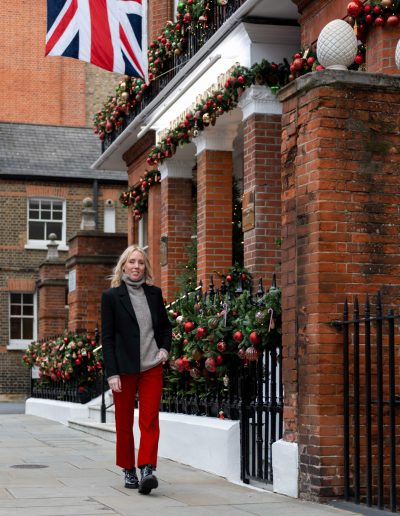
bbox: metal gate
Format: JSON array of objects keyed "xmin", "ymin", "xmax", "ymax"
[
  {"xmin": 337, "ymin": 293, "xmax": 400, "ymax": 513},
  {"xmin": 240, "ymin": 336, "xmax": 283, "ymax": 484}
]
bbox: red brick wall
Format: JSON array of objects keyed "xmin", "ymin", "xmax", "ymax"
[
  {"xmin": 197, "ymin": 150, "xmax": 232, "ymax": 287},
  {"xmin": 0, "ymin": 1, "xmax": 86, "ymax": 126},
  {"xmin": 148, "ymin": 0, "xmax": 174, "ymax": 42},
  {"xmin": 243, "ymin": 113, "xmax": 281, "ymax": 285},
  {"xmin": 367, "ymin": 25, "xmax": 400, "ymax": 75},
  {"xmin": 279, "ymin": 70, "xmax": 400, "ymax": 500},
  {"xmin": 160, "ymin": 177, "xmax": 193, "ymax": 300}
]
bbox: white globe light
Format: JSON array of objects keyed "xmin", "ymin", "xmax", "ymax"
[
  {"xmin": 395, "ymin": 40, "xmax": 400, "ymax": 69},
  {"xmin": 317, "ymin": 19, "xmax": 358, "ymax": 70}
]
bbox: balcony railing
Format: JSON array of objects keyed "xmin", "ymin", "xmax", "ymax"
[{"xmin": 102, "ymin": 0, "xmax": 247, "ymax": 152}]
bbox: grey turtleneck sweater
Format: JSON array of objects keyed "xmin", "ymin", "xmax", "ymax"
[{"xmin": 122, "ymin": 274, "xmax": 164, "ymax": 372}]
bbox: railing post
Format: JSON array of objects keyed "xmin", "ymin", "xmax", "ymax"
[{"xmin": 95, "ymin": 324, "xmax": 106, "ymax": 424}]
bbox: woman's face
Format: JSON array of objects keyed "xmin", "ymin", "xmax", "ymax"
[{"xmin": 124, "ymin": 250, "xmax": 146, "ymax": 281}]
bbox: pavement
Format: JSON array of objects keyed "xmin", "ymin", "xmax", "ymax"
[{"xmin": 0, "ymin": 409, "xmax": 366, "ymax": 516}]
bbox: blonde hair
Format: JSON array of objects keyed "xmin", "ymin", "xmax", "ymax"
[{"xmin": 110, "ymin": 245, "xmax": 153, "ymax": 288}]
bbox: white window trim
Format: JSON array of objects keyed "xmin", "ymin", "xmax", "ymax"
[
  {"xmin": 8, "ymin": 292, "xmax": 37, "ymax": 351},
  {"xmin": 138, "ymin": 213, "xmax": 149, "ymax": 252},
  {"xmin": 26, "ymin": 197, "xmax": 67, "ymax": 249}
]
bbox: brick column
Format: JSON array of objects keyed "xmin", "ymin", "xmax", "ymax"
[
  {"xmin": 277, "ymin": 70, "xmax": 400, "ymax": 500},
  {"xmin": 194, "ymin": 120, "xmax": 238, "ymax": 287},
  {"xmin": 147, "ymin": 182, "xmax": 162, "ymax": 287},
  {"xmin": 239, "ymin": 85, "xmax": 282, "ymax": 286},
  {"xmin": 66, "ymin": 231, "xmax": 127, "ymax": 333},
  {"xmin": 158, "ymin": 146, "xmax": 195, "ymax": 300},
  {"xmin": 37, "ymin": 263, "xmax": 67, "ymax": 339}
]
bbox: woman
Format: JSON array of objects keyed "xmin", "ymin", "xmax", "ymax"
[{"xmin": 101, "ymin": 245, "xmax": 172, "ymax": 494}]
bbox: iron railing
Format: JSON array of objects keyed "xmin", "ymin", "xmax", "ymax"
[
  {"xmin": 102, "ymin": 0, "xmax": 246, "ymax": 152},
  {"xmin": 337, "ymin": 293, "xmax": 400, "ymax": 513}
]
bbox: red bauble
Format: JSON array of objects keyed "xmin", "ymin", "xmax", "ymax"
[
  {"xmin": 175, "ymin": 358, "xmax": 185, "ymax": 372},
  {"xmin": 217, "ymin": 341, "xmax": 226, "ymax": 352},
  {"xmin": 354, "ymin": 54, "xmax": 364, "ymax": 65},
  {"xmin": 293, "ymin": 58, "xmax": 304, "ymax": 71},
  {"xmin": 373, "ymin": 5, "xmax": 382, "ymax": 14},
  {"xmin": 387, "ymin": 15, "xmax": 399, "ymax": 27},
  {"xmin": 205, "ymin": 357, "xmax": 217, "ymax": 373},
  {"xmin": 365, "ymin": 14, "xmax": 373, "ymax": 24},
  {"xmin": 233, "ymin": 330, "xmax": 244, "ymax": 343},
  {"xmin": 374, "ymin": 16, "xmax": 384, "ymax": 26},
  {"xmin": 184, "ymin": 321, "xmax": 195, "ymax": 333},
  {"xmin": 249, "ymin": 331, "xmax": 262, "ymax": 345},
  {"xmin": 238, "ymin": 347, "xmax": 246, "ymax": 360},
  {"xmin": 182, "ymin": 356, "xmax": 190, "ymax": 370},
  {"xmin": 347, "ymin": 1, "xmax": 362, "ymax": 17},
  {"xmin": 196, "ymin": 327, "xmax": 206, "ymax": 339},
  {"xmin": 215, "ymin": 355, "xmax": 223, "ymax": 365},
  {"xmin": 226, "ymin": 274, "xmax": 233, "ymax": 282},
  {"xmin": 307, "ymin": 56, "xmax": 315, "ymax": 67}
]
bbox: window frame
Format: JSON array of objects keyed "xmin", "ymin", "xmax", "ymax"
[
  {"xmin": 25, "ymin": 197, "xmax": 68, "ymax": 250},
  {"xmin": 8, "ymin": 292, "xmax": 37, "ymax": 350}
]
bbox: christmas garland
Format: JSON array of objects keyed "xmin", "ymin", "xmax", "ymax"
[
  {"xmin": 163, "ymin": 265, "xmax": 281, "ymax": 402},
  {"xmin": 119, "ymin": 169, "xmax": 161, "ymax": 221},
  {"xmin": 22, "ymin": 333, "xmax": 103, "ymax": 387}
]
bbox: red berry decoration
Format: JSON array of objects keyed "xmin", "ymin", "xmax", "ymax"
[
  {"xmin": 215, "ymin": 355, "xmax": 224, "ymax": 365},
  {"xmin": 293, "ymin": 58, "xmax": 304, "ymax": 71},
  {"xmin": 233, "ymin": 330, "xmax": 244, "ymax": 343}
]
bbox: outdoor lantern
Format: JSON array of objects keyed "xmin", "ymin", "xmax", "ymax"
[{"xmin": 317, "ymin": 19, "xmax": 358, "ymax": 70}]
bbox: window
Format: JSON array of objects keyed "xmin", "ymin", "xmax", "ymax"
[
  {"xmin": 138, "ymin": 212, "xmax": 148, "ymax": 252},
  {"xmin": 8, "ymin": 293, "xmax": 37, "ymax": 349},
  {"xmin": 26, "ymin": 198, "xmax": 66, "ymax": 249}
]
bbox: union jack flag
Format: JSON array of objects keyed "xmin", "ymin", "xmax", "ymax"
[{"xmin": 46, "ymin": 0, "xmax": 148, "ymax": 81}]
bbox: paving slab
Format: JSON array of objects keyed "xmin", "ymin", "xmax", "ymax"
[{"xmin": 0, "ymin": 414, "xmax": 361, "ymax": 516}]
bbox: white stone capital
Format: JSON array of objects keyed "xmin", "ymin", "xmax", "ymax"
[
  {"xmin": 159, "ymin": 157, "xmax": 195, "ymax": 181},
  {"xmin": 238, "ymin": 85, "xmax": 282, "ymax": 120}
]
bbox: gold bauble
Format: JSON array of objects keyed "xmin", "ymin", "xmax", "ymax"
[
  {"xmin": 121, "ymin": 91, "xmax": 129, "ymax": 101},
  {"xmin": 381, "ymin": 0, "xmax": 393, "ymax": 8},
  {"xmin": 202, "ymin": 112, "xmax": 210, "ymax": 125}
]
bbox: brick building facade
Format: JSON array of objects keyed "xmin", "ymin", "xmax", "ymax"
[{"xmin": 91, "ymin": 0, "xmax": 400, "ymax": 505}]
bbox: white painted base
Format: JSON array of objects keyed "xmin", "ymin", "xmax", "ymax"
[
  {"xmin": 25, "ymin": 397, "xmax": 240, "ymax": 483},
  {"xmin": 272, "ymin": 439, "xmax": 299, "ymax": 498},
  {"xmin": 25, "ymin": 397, "xmax": 89, "ymax": 425}
]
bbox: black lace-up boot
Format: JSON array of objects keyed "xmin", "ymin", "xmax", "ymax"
[
  {"xmin": 138, "ymin": 464, "xmax": 158, "ymax": 495},
  {"xmin": 124, "ymin": 468, "xmax": 139, "ymax": 489}
]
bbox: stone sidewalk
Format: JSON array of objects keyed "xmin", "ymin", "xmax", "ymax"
[{"xmin": 0, "ymin": 413, "xmax": 362, "ymax": 516}]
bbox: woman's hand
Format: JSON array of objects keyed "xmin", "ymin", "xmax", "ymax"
[
  {"xmin": 108, "ymin": 375, "xmax": 121, "ymax": 392},
  {"xmin": 156, "ymin": 348, "xmax": 169, "ymax": 364}
]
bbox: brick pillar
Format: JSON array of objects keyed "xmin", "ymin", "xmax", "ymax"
[
  {"xmin": 66, "ymin": 231, "xmax": 127, "ymax": 333},
  {"xmin": 148, "ymin": 182, "xmax": 162, "ymax": 287},
  {"xmin": 239, "ymin": 85, "xmax": 282, "ymax": 286},
  {"xmin": 158, "ymin": 147, "xmax": 195, "ymax": 300},
  {"xmin": 194, "ymin": 120, "xmax": 238, "ymax": 286},
  {"xmin": 277, "ymin": 70, "xmax": 400, "ymax": 501},
  {"xmin": 37, "ymin": 256, "xmax": 67, "ymax": 339}
]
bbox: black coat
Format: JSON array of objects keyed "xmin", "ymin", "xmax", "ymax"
[{"xmin": 101, "ymin": 282, "xmax": 172, "ymax": 378}]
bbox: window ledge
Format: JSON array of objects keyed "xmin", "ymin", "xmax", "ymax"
[
  {"xmin": 25, "ymin": 243, "xmax": 69, "ymax": 252},
  {"xmin": 7, "ymin": 341, "xmax": 32, "ymax": 351}
]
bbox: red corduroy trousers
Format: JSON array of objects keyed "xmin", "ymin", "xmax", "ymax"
[{"xmin": 113, "ymin": 364, "xmax": 163, "ymax": 469}]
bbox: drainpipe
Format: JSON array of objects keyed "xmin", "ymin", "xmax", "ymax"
[{"xmin": 92, "ymin": 179, "xmax": 99, "ymax": 230}]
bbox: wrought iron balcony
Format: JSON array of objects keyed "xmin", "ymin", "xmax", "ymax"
[{"xmin": 102, "ymin": 0, "xmax": 246, "ymax": 153}]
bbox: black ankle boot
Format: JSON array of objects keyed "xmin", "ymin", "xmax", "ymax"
[
  {"xmin": 138, "ymin": 464, "xmax": 158, "ymax": 495},
  {"xmin": 124, "ymin": 468, "xmax": 139, "ymax": 489}
]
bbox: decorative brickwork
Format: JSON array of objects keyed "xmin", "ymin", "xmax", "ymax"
[{"xmin": 279, "ymin": 70, "xmax": 400, "ymax": 500}]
